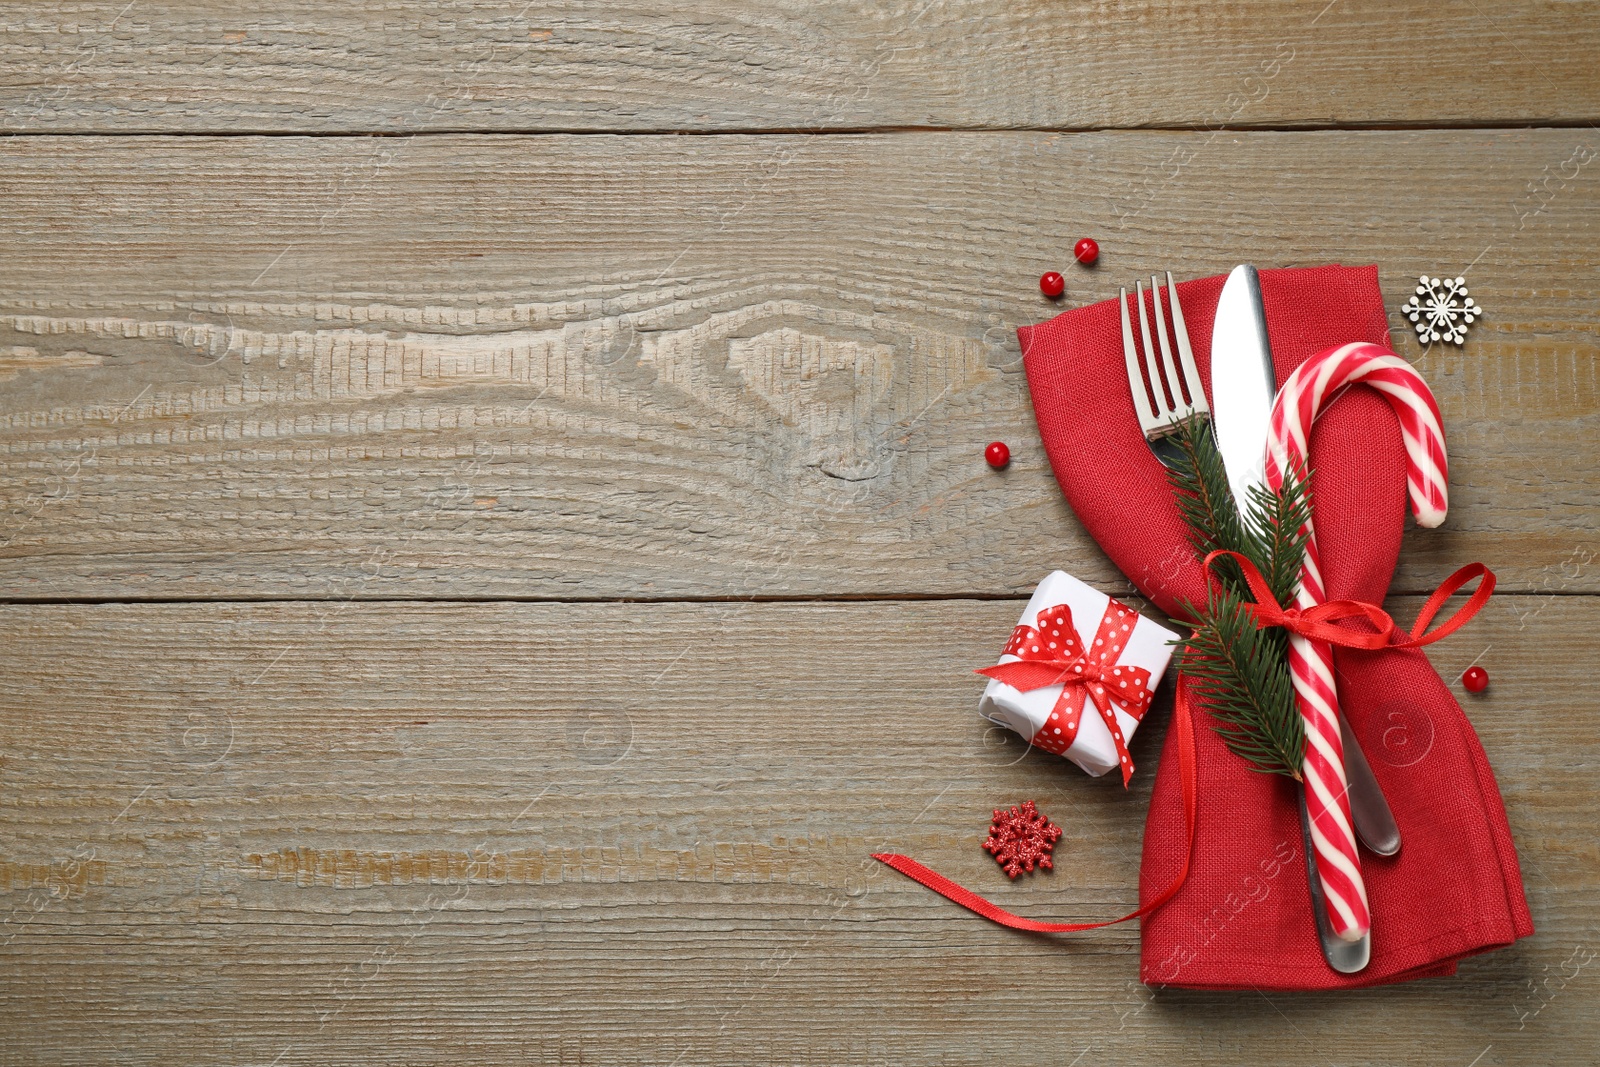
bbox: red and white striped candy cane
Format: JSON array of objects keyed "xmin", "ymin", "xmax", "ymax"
[{"xmin": 1265, "ymin": 342, "xmax": 1448, "ymax": 942}]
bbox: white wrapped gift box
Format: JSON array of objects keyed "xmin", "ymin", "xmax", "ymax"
[{"xmin": 978, "ymin": 570, "xmax": 1179, "ymax": 777}]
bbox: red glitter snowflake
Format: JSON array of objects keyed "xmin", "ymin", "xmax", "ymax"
[{"xmin": 983, "ymin": 800, "xmax": 1063, "ymax": 878}]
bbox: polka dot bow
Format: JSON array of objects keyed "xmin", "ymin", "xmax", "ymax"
[{"xmin": 975, "ymin": 600, "xmax": 1154, "ymax": 786}]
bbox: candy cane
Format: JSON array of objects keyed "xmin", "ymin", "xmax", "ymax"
[{"xmin": 1265, "ymin": 342, "xmax": 1448, "ymax": 943}]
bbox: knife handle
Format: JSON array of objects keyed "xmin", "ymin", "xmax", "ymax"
[
  {"xmin": 1300, "ymin": 788, "xmax": 1371, "ymax": 973},
  {"xmin": 1339, "ymin": 711, "xmax": 1402, "ymax": 857}
]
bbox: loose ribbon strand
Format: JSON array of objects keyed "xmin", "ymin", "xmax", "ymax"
[{"xmin": 873, "ymin": 675, "xmax": 1199, "ymax": 932}]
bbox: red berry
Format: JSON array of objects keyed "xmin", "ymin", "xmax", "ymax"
[
  {"xmin": 1463, "ymin": 665, "xmax": 1489, "ymax": 693},
  {"xmin": 1038, "ymin": 271, "xmax": 1065, "ymax": 298},
  {"xmin": 985, "ymin": 441, "xmax": 1010, "ymax": 469},
  {"xmin": 1074, "ymin": 238, "xmax": 1099, "ymax": 265}
]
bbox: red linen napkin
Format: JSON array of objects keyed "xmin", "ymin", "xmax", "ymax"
[{"xmin": 1017, "ymin": 265, "xmax": 1532, "ymax": 989}]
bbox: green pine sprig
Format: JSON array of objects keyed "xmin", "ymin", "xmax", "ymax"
[
  {"xmin": 1177, "ymin": 584, "xmax": 1305, "ymax": 780},
  {"xmin": 1240, "ymin": 469, "xmax": 1315, "ymax": 609},
  {"xmin": 1165, "ymin": 415, "xmax": 1253, "ymax": 576},
  {"xmin": 1161, "ymin": 417, "xmax": 1313, "ymax": 780}
]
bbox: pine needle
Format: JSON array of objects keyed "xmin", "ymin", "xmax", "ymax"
[
  {"xmin": 1163, "ymin": 417, "xmax": 1253, "ymax": 595},
  {"xmin": 1162, "ymin": 417, "xmax": 1315, "ymax": 779},
  {"xmin": 1175, "ymin": 586, "xmax": 1305, "ymax": 780},
  {"xmin": 1240, "ymin": 459, "xmax": 1314, "ymax": 607}
]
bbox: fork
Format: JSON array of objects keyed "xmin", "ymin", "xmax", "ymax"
[
  {"xmin": 1119, "ymin": 272, "xmax": 1209, "ymax": 465},
  {"xmin": 1118, "ymin": 271, "xmax": 1370, "ymax": 973}
]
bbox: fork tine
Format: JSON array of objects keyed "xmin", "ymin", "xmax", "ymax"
[
  {"xmin": 1120, "ymin": 287, "xmax": 1158, "ymax": 431},
  {"xmin": 1135, "ymin": 279, "xmax": 1172, "ymax": 414},
  {"xmin": 1150, "ymin": 274, "xmax": 1188, "ymax": 413},
  {"xmin": 1166, "ymin": 271, "xmax": 1209, "ymax": 415}
]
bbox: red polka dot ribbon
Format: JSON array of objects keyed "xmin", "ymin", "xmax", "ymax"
[{"xmin": 976, "ymin": 599, "xmax": 1155, "ymax": 787}]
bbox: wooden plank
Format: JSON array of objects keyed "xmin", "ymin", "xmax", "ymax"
[
  {"xmin": 0, "ymin": 129, "xmax": 1595, "ymax": 600},
  {"xmin": 0, "ymin": 596, "xmax": 1590, "ymax": 1063},
  {"xmin": 2, "ymin": 2, "xmax": 1598, "ymax": 133}
]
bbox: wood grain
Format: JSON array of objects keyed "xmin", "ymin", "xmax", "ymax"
[
  {"xmin": 0, "ymin": 596, "xmax": 1591, "ymax": 1064},
  {"xmin": 2, "ymin": 5, "xmax": 1595, "ymax": 1064},
  {"xmin": 0, "ymin": 130, "xmax": 1595, "ymax": 600},
  {"xmin": 2, "ymin": 1, "xmax": 1598, "ymax": 134}
]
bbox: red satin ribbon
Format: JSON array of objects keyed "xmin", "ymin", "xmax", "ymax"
[
  {"xmin": 1202, "ymin": 550, "xmax": 1495, "ymax": 650},
  {"xmin": 874, "ymin": 560, "xmax": 1494, "ymax": 936}
]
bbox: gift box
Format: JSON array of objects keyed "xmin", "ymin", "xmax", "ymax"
[{"xmin": 978, "ymin": 570, "xmax": 1178, "ymax": 781}]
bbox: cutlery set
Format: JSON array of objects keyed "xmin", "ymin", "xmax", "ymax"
[{"xmin": 1119, "ymin": 265, "xmax": 1396, "ymax": 973}]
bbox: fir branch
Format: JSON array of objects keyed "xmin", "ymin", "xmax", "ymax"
[
  {"xmin": 1163, "ymin": 417, "xmax": 1253, "ymax": 593},
  {"xmin": 1175, "ymin": 585, "xmax": 1304, "ymax": 780},
  {"xmin": 1240, "ymin": 459, "xmax": 1314, "ymax": 607},
  {"xmin": 1162, "ymin": 415, "xmax": 1316, "ymax": 780}
]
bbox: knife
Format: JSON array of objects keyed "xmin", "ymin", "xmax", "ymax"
[
  {"xmin": 1209, "ymin": 264, "xmax": 1381, "ymax": 973},
  {"xmin": 1209, "ymin": 264, "xmax": 1401, "ymax": 858}
]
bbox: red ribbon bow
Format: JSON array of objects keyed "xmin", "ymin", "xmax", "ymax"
[
  {"xmin": 976, "ymin": 599, "xmax": 1155, "ymax": 787},
  {"xmin": 1202, "ymin": 550, "xmax": 1495, "ymax": 650}
]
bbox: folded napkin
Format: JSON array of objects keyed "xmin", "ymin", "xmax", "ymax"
[{"xmin": 1017, "ymin": 265, "xmax": 1532, "ymax": 989}]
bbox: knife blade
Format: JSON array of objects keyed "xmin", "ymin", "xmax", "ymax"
[
  {"xmin": 1210, "ymin": 264, "xmax": 1383, "ymax": 969},
  {"xmin": 1209, "ymin": 265, "xmax": 1277, "ymax": 514}
]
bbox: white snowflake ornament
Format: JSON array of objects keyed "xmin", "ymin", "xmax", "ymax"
[{"xmin": 1404, "ymin": 275, "xmax": 1482, "ymax": 345}]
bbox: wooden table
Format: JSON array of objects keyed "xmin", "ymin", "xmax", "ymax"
[{"xmin": 2, "ymin": 4, "xmax": 1596, "ymax": 1062}]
